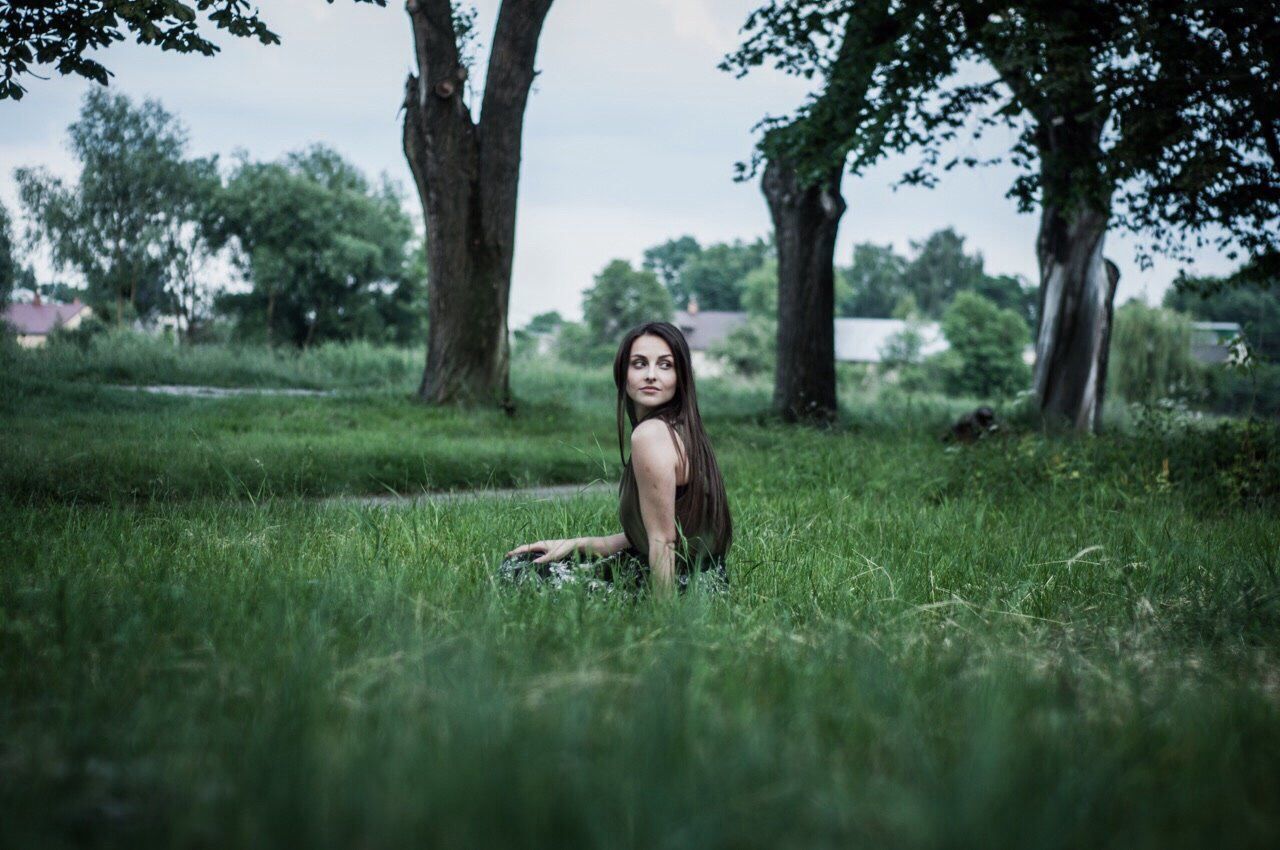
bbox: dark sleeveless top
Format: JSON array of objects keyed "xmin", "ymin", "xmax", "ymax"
[{"xmin": 617, "ymin": 422, "xmax": 722, "ymax": 570}]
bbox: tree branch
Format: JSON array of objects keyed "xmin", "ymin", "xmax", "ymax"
[
  {"xmin": 477, "ymin": 0, "xmax": 554, "ymax": 241},
  {"xmin": 405, "ymin": 0, "xmax": 472, "ymax": 119}
]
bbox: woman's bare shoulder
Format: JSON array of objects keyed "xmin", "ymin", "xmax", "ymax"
[{"xmin": 631, "ymin": 419, "xmax": 688, "ymax": 483}]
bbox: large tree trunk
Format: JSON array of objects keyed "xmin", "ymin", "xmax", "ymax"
[
  {"xmin": 1032, "ymin": 202, "xmax": 1117, "ymax": 431},
  {"xmin": 763, "ymin": 157, "xmax": 845, "ymax": 423},
  {"xmin": 403, "ymin": 0, "xmax": 553, "ymax": 408}
]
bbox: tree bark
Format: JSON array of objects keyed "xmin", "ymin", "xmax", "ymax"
[
  {"xmin": 403, "ymin": 0, "xmax": 553, "ymax": 408},
  {"xmin": 763, "ymin": 157, "xmax": 845, "ymax": 423},
  {"xmin": 1032, "ymin": 201, "xmax": 1117, "ymax": 431}
]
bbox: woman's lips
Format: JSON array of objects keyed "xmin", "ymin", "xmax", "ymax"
[{"xmin": 641, "ymin": 388, "xmax": 659, "ymax": 393}]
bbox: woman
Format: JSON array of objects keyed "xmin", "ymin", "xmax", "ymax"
[{"xmin": 502, "ymin": 321, "xmax": 733, "ymax": 594}]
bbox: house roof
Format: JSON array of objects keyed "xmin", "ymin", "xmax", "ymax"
[
  {"xmin": 2, "ymin": 300, "xmax": 89, "ymax": 336},
  {"xmin": 834, "ymin": 317, "xmax": 948, "ymax": 363},
  {"xmin": 674, "ymin": 310, "xmax": 749, "ymax": 351}
]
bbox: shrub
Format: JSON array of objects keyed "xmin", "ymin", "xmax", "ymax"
[
  {"xmin": 709, "ymin": 316, "xmax": 775, "ymax": 378},
  {"xmin": 939, "ymin": 292, "xmax": 1030, "ymax": 399}
]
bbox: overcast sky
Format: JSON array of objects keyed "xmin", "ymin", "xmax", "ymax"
[{"xmin": 1, "ymin": 0, "xmax": 1240, "ymax": 325}]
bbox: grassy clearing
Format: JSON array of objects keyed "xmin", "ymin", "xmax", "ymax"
[
  {"xmin": 1, "ymin": 329, "xmax": 426, "ymax": 391},
  {"xmin": 2, "ymin": 342, "xmax": 1279, "ymax": 847}
]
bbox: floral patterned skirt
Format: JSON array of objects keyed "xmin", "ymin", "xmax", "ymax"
[{"xmin": 498, "ymin": 547, "xmax": 728, "ymax": 595}]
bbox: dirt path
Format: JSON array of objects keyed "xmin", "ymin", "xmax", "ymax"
[
  {"xmin": 321, "ymin": 480, "xmax": 614, "ymax": 509},
  {"xmin": 115, "ymin": 385, "xmax": 336, "ymax": 398}
]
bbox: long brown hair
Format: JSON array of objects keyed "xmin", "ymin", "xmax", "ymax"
[{"xmin": 612, "ymin": 322, "xmax": 733, "ymax": 557}]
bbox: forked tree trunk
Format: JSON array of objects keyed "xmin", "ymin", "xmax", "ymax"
[
  {"xmin": 403, "ymin": 0, "xmax": 553, "ymax": 407},
  {"xmin": 1033, "ymin": 202, "xmax": 1118, "ymax": 431},
  {"xmin": 763, "ymin": 157, "xmax": 845, "ymax": 423}
]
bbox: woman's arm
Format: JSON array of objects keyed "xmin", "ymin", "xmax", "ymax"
[
  {"xmin": 630, "ymin": 419, "xmax": 683, "ymax": 594},
  {"xmin": 505, "ymin": 532, "xmax": 630, "ymax": 563}
]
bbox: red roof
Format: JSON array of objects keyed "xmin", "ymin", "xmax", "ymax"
[{"xmin": 2, "ymin": 300, "xmax": 89, "ymax": 336}]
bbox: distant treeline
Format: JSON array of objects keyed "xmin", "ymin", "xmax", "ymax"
[{"xmin": 2, "ymin": 89, "xmax": 426, "ymax": 347}]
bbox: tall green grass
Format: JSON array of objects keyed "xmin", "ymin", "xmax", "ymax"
[
  {"xmin": 2, "ymin": 345, "xmax": 1278, "ymax": 847},
  {"xmin": 1, "ymin": 329, "xmax": 424, "ymax": 390}
]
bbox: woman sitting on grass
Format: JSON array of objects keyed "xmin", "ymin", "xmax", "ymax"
[{"xmin": 502, "ymin": 321, "xmax": 733, "ymax": 594}]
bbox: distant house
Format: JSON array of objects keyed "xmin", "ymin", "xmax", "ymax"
[
  {"xmin": 1190, "ymin": 321, "xmax": 1243, "ymax": 364},
  {"xmin": 674, "ymin": 301, "xmax": 749, "ymax": 377},
  {"xmin": 2, "ymin": 298, "xmax": 94, "ymax": 348},
  {"xmin": 675, "ymin": 306, "xmax": 953, "ymax": 373},
  {"xmin": 834, "ymin": 317, "xmax": 948, "ymax": 363}
]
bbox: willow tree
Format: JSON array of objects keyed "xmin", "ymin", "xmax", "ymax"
[
  {"xmin": 402, "ymin": 0, "xmax": 554, "ymax": 407},
  {"xmin": 728, "ymin": 0, "xmax": 1280, "ymax": 431}
]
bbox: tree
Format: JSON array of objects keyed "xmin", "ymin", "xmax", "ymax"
[
  {"xmin": 402, "ymin": 0, "xmax": 555, "ymax": 408},
  {"xmin": 838, "ymin": 242, "xmax": 910, "ymax": 318},
  {"xmin": 675, "ymin": 239, "xmax": 771, "ymax": 311},
  {"xmin": 973, "ymin": 272, "xmax": 1036, "ymax": 331},
  {"xmin": 582, "ymin": 260, "xmax": 673, "ymax": 346},
  {"xmin": 727, "ymin": 0, "xmax": 1280, "ymax": 431},
  {"xmin": 1108, "ymin": 301, "xmax": 1200, "ymax": 404},
  {"xmin": 726, "ymin": 0, "xmax": 911, "ymax": 421},
  {"xmin": 523, "ymin": 310, "xmax": 564, "ymax": 336},
  {"xmin": 901, "ymin": 228, "xmax": 986, "ymax": 317},
  {"xmin": 0, "ymin": 199, "xmax": 24, "ymax": 307},
  {"xmin": 211, "ymin": 146, "xmax": 415, "ymax": 347},
  {"xmin": 0, "ymin": 1, "xmax": 384, "ymax": 100},
  {"xmin": 643, "ymin": 236, "xmax": 702, "ymax": 305},
  {"xmin": 16, "ymin": 88, "xmax": 216, "ymax": 323},
  {"xmin": 712, "ymin": 260, "xmax": 779, "ymax": 378},
  {"xmin": 940, "ymin": 292, "xmax": 1031, "ymax": 399}
]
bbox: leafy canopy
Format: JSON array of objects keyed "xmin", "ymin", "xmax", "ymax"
[
  {"xmin": 0, "ymin": 0, "xmax": 387, "ymax": 100},
  {"xmin": 15, "ymin": 88, "xmax": 219, "ymax": 321},
  {"xmin": 211, "ymin": 145, "xmax": 417, "ymax": 346},
  {"xmin": 940, "ymin": 291, "xmax": 1030, "ymax": 398},
  {"xmin": 724, "ymin": 1, "xmax": 1280, "ymax": 272}
]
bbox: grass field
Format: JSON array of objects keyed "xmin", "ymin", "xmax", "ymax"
[{"xmin": 3, "ymin": 335, "xmax": 1279, "ymax": 848}]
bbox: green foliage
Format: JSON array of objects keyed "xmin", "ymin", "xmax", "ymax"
[
  {"xmin": 837, "ymin": 232, "xmax": 1034, "ymax": 326},
  {"xmin": 0, "ymin": 327, "xmax": 419, "ymax": 392},
  {"xmin": 523, "ymin": 311, "xmax": 563, "ymax": 336},
  {"xmin": 1201, "ymin": 362, "xmax": 1280, "ymax": 419},
  {"xmin": 642, "ymin": 235, "xmax": 701, "ymax": 302},
  {"xmin": 1165, "ymin": 274, "xmax": 1280, "ymax": 363},
  {"xmin": 839, "ymin": 242, "xmax": 910, "ymax": 318},
  {"xmin": 675, "ymin": 238, "xmax": 771, "ymax": 311},
  {"xmin": 3, "ymin": 357, "xmax": 1280, "ymax": 844},
  {"xmin": 709, "ymin": 315, "xmax": 776, "ymax": 378},
  {"xmin": 1108, "ymin": 301, "xmax": 1202, "ymax": 405},
  {"xmin": 581, "ymin": 259, "xmax": 673, "ymax": 348},
  {"xmin": 901, "ymin": 228, "xmax": 985, "ymax": 317},
  {"xmin": 211, "ymin": 145, "xmax": 418, "ymax": 347},
  {"xmin": 0, "ymin": 0, "xmax": 387, "ymax": 100},
  {"xmin": 740, "ymin": 259, "xmax": 778, "ymax": 317},
  {"xmin": 724, "ymin": 1, "xmax": 1280, "ymax": 269},
  {"xmin": 512, "ymin": 311, "xmax": 562, "ymax": 359},
  {"xmin": 552, "ymin": 321, "xmax": 605, "ymax": 367},
  {"xmin": 939, "ymin": 292, "xmax": 1031, "ymax": 399},
  {"xmin": 0, "ymin": 199, "xmax": 22, "ymax": 307},
  {"xmin": 15, "ymin": 88, "xmax": 220, "ymax": 323},
  {"xmin": 876, "ymin": 321, "xmax": 933, "ymax": 392}
]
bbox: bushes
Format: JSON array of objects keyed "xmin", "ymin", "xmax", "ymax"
[{"xmin": 938, "ymin": 292, "xmax": 1030, "ymax": 398}]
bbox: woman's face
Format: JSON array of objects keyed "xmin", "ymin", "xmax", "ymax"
[{"xmin": 626, "ymin": 334, "xmax": 678, "ymax": 417}]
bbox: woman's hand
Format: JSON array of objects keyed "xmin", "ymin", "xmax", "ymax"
[{"xmin": 505, "ymin": 538, "xmax": 582, "ymax": 564}]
